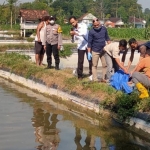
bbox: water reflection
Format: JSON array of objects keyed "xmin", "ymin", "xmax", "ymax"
[
  {"xmin": 32, "ymin": 107, "xmax": 60, "ymax": 150},
  {"xmin": 1, "ymin": 78, "xmax": 150, "ymax": 150}
]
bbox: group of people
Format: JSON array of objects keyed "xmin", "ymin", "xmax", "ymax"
[
  {"xmin": 34, "ymin": 15, "xmax": 150, "ymax": 99},
  {"xmin": 69, "ymin": 16, "xmax": 150, "ymax": 99},
  {"xmin": 35, "ymin": 15, "xmax": 62, "ymax": 70}
]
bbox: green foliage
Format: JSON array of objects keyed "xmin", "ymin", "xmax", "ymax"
[
  {"xmin": 115, "ymin": 92, "xmax": 140, "ymax": 121},
  {"xmin": 59, "ymin": 44, "xmax": 75, "ymax": 58},
  {"xmin": 108, "ymin": 28, "xmax": 147, "ymax": 40},
  {"xmin": 26, "ymin": 37, "xmax": 34, "ymax": 42},
  {"xmin": 82, "ymin": 81, "xmax": 116, "ymax": 95}
]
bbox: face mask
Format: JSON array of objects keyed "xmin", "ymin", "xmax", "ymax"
[
  {"xmin": 94, "ymin": 27, "xmax": 101, "ymax": 30},
  {"xmin": 50, "ymin": 20, "xmax": 55, "ymax": 24}
]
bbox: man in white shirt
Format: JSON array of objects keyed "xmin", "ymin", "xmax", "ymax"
[
  {"xmin": 104, "ymin": 39, "xmax": 128, "ymax": 80},
  {"xmin": 69, "ymin": 16, "xmax": 92, "ymax": 80}
]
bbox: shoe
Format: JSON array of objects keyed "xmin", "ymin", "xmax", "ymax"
[
  {"xmin": 45, "ymin": 66, "xmax": 51, "ymax": 69},
  {"xmin": 136, "ymin": 83, "xmax": 149, "ymax": 99},
  {"xmin": 55, "ymin": 66, "xmax": 60, "ymax": 70},
  {"xmin": 88, "ymin": 75, "xmax": 93, "ymax": 81},
  {"xmin": 73, "ymin": 69, "xmax": 77, "ymax": 76}
]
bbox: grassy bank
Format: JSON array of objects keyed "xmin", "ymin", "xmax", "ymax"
[
  {"xmin": 0, "ymin": 52, "xmax": 150, "ymax": 122},
  {"xmin": 0, "ymin": 43, "xmax": 76, "ymax": 58}
]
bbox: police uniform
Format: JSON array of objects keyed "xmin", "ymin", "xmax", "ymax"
[{"xmin": 45, "ymin": 21, "xmax": 62, "ymax": 69}]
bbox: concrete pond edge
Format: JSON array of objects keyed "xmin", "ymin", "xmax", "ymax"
[{"xmin": 0, "ymin": 69, "xmax": 150, "ymax": 135}]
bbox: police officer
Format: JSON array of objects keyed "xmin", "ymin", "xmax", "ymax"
[{"xmin": 44, "ymin": 15, "xmax": 62, "ymax": 70}]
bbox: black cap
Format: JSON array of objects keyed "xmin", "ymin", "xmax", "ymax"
[{"xmin": 49, "ymin": 15, "xmax": 56, "ymax": 20}]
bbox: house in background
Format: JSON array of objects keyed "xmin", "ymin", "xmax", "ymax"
[
  {"xmin": 128, "ymin": 16, "xmax": 146, "ymax": 28},
  {"xmin": 18, "ymin": 9, "xmax": 49, "ymax": 37},
  {"xmin": 78, "ymin": 13, "xmax": 96, "ymax": 27},
  {"xmin": 105, "ymin": 17, "xmax": 124, "ymax": 28}
]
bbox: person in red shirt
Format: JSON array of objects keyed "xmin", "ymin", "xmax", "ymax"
[{"xmin": 131, "ymin": 49, "xmax": 150, "ymax": 98}]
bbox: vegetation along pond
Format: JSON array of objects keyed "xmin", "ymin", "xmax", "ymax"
[{"xmin": 0, "ymin": 77, "xmax": 150, "ymax": 150}]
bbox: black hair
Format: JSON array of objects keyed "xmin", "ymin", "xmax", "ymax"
[
  {"xmin": 41, "ymin": 16, "xmax": 50, "ymax": 21},
  {"xmin": 69, "ymin": 16, "xmax": 77, "ymax": 21},
  {"xmin": 146, "ymin": 49, "xmax": 150, "ymax": 56},
  {"xmin": 119, "ymin": 39, "xmax": 127, "ymax": 47},
  {"xmin": 128, "ymin": 38, "xmax": 137, "ymax": 45}
]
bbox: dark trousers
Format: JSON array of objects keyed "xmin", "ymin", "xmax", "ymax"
[
  {"xmin": 77, "ymin": 49, "xmax": 92, "ymax": 78},
  {"xmin": 46, "ymin": 43, "xmax": 60, "ymax": 66}
]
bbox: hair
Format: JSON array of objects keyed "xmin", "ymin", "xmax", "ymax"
[
  {"xmin": 128, "ymin": 38, "xmax": 137, "ymax": 45},
  {"xmin": 119, "ymin": 39, "xmax": 127, "ymax": 47},
  {"xmin": 146, "ymin": 49, "xmax": 150, "ymax": 56},
  {"xmin": 69, "ymin": 16, "xmax": 77, "ymax": 21},
  {"xmin": 41, "ymin": 16, "xmax": 50, "ymax": 21}
]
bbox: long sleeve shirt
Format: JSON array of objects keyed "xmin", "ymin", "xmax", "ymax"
[
  {"xmin": 88, "ymin": 26, "xmax": 110, "ymax": 52},
  {"xmin": 74, "ymin": 23, "xmax": 88, "ymax": 50}
]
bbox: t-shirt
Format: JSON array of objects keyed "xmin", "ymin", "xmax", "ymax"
[
  {"xmin": 138, "ymin": 57, "xmax": 150, "ymax": 78},
  {"xmin": 104, "ymin": 42, "xmax": 120, "ymax": 58}
]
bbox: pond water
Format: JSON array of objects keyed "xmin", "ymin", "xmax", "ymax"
[{"xmin": 0, "ymin": 77, "xmax": 150, "ymax": 150}]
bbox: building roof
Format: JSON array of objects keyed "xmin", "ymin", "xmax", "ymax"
[
  {"xmin": 108, "ymin": 17, "xmax": 122, "ymax": 23},
  {"xmin": 19, "ymin": 9, "xmax": 49, "ymax": 21},
  {"xmin": 78, "ymin": 13, "xmax": 96, "ymax": 21},
  {"xmin": 129, "ymin": 16, "xmax": 145, "ymax": 23}
]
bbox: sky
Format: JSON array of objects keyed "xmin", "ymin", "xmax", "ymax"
[{"xmin": 0, "ymin": 0, "xmax": 150, "ymax": 11}]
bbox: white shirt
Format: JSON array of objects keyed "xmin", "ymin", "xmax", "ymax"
[{"xmin": 74, "ymin": 23, "xmax": 88, "ymax": 50}]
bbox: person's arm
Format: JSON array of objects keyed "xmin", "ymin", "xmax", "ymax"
[
  {"xmin": 115, "ymin": 58, "xmax": 128, "ymax": 74},
  {"xmin": 121, "ymin": 49, "xmax": 128, "ymax": 66},
  {"xmin": 87, "ymin": 30, "xmax": 93, "ymax": 60},
  {"xmin": 139, "ymin": 45, "xmax": 146, "ymax": 61},
  {"xmin": 36, "ymin": 22, "xmax": 43, "ymax": 42},
  {"xmin": 126, "ymin": 49, "xmax": 135, "ymax": 70},
  {"xmin": 104, "ymin": 27, "xmax": 111, "ymax": 44}
]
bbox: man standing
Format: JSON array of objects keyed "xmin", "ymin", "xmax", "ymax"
[
  {"xmin": 104, "ymin": 39, "xmax": 128, "ymax": 80},
  {"xmin": 69, "ymin": 16, "xmax": 92, "ymax": 80},
  {"xmin": 87, "ymin": 18, "xmax": 111, "ymax": 82},
  {"xmin": 34, "ymin": 16, "xmax": 50, "ymax": 66},
  {"xmin": 44, "ymin": 16, "xmax": 62, "ymax": 70}
]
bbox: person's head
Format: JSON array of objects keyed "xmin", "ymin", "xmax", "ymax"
[
  {"xmin": 69, "ymin": 16, "xmax": 78, "ymax": 28},
  {"xmin": 49, "ymin": 15, "xmax": 56, "ymax": 25},
  {"xmin": 145, "ymin": 49, "xmax": 150, "ymax": 56},
  {"xmin": 92, "ymin": 18, "xmax": 101, "ymax": 30},
  {"xmin": 41, "ymin": 16, "xmax": 50, "ymax": 25},
  {"xmin": 119, "ymin": 39, "xmax": 127, "ymax": 51},
  {"xmin": 128, "ymin": 38, "xmax": 138, "ymax": 50}
]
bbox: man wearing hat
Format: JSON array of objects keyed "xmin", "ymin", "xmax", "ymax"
[{"xmin": 44, "ymin": 15, "xmax": 62, "ymax": 70}]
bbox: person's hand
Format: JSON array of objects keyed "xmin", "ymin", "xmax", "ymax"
[
  {"xmin": 58, "ymin": 45, "xmax": 61, "ymax": 50},
  {"xmin": 44, "ymin": 45, "xmax": 46, "ymax": 50},
  {"xmin": 123, "ymin": 67, "xmax": 128, "ymax": 74},
  {"xmin": 130, "ymin": 71, "xmax": 134, "ymax": 77},
  {"xmin": 87, "ymin": 52, "xmax": 92, "ymax": 60},
  {"xmin": 38, "ymin": 38, "xmax": 41, "ymax": 42},
  {"xmin": 70, "ymin": 31, "xmax": 75, "ymax": 35}
]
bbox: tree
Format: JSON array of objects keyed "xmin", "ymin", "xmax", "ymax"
[{"xmin": 7, "ymin": 0, "xmax": 18, "ymax": 28}]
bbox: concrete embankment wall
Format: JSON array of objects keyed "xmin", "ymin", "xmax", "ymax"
[{"xmin": 0, "ymin": 69, "xmax": 150, "ymax": 134}]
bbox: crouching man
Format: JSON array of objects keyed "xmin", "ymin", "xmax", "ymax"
[
  {"xmin": 104, "ymin": 39, "xmax": 128, "ymax": 81},
  {"xmin": 131, "ymin": 49, "xmax": 150, "ymax": 99}
]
